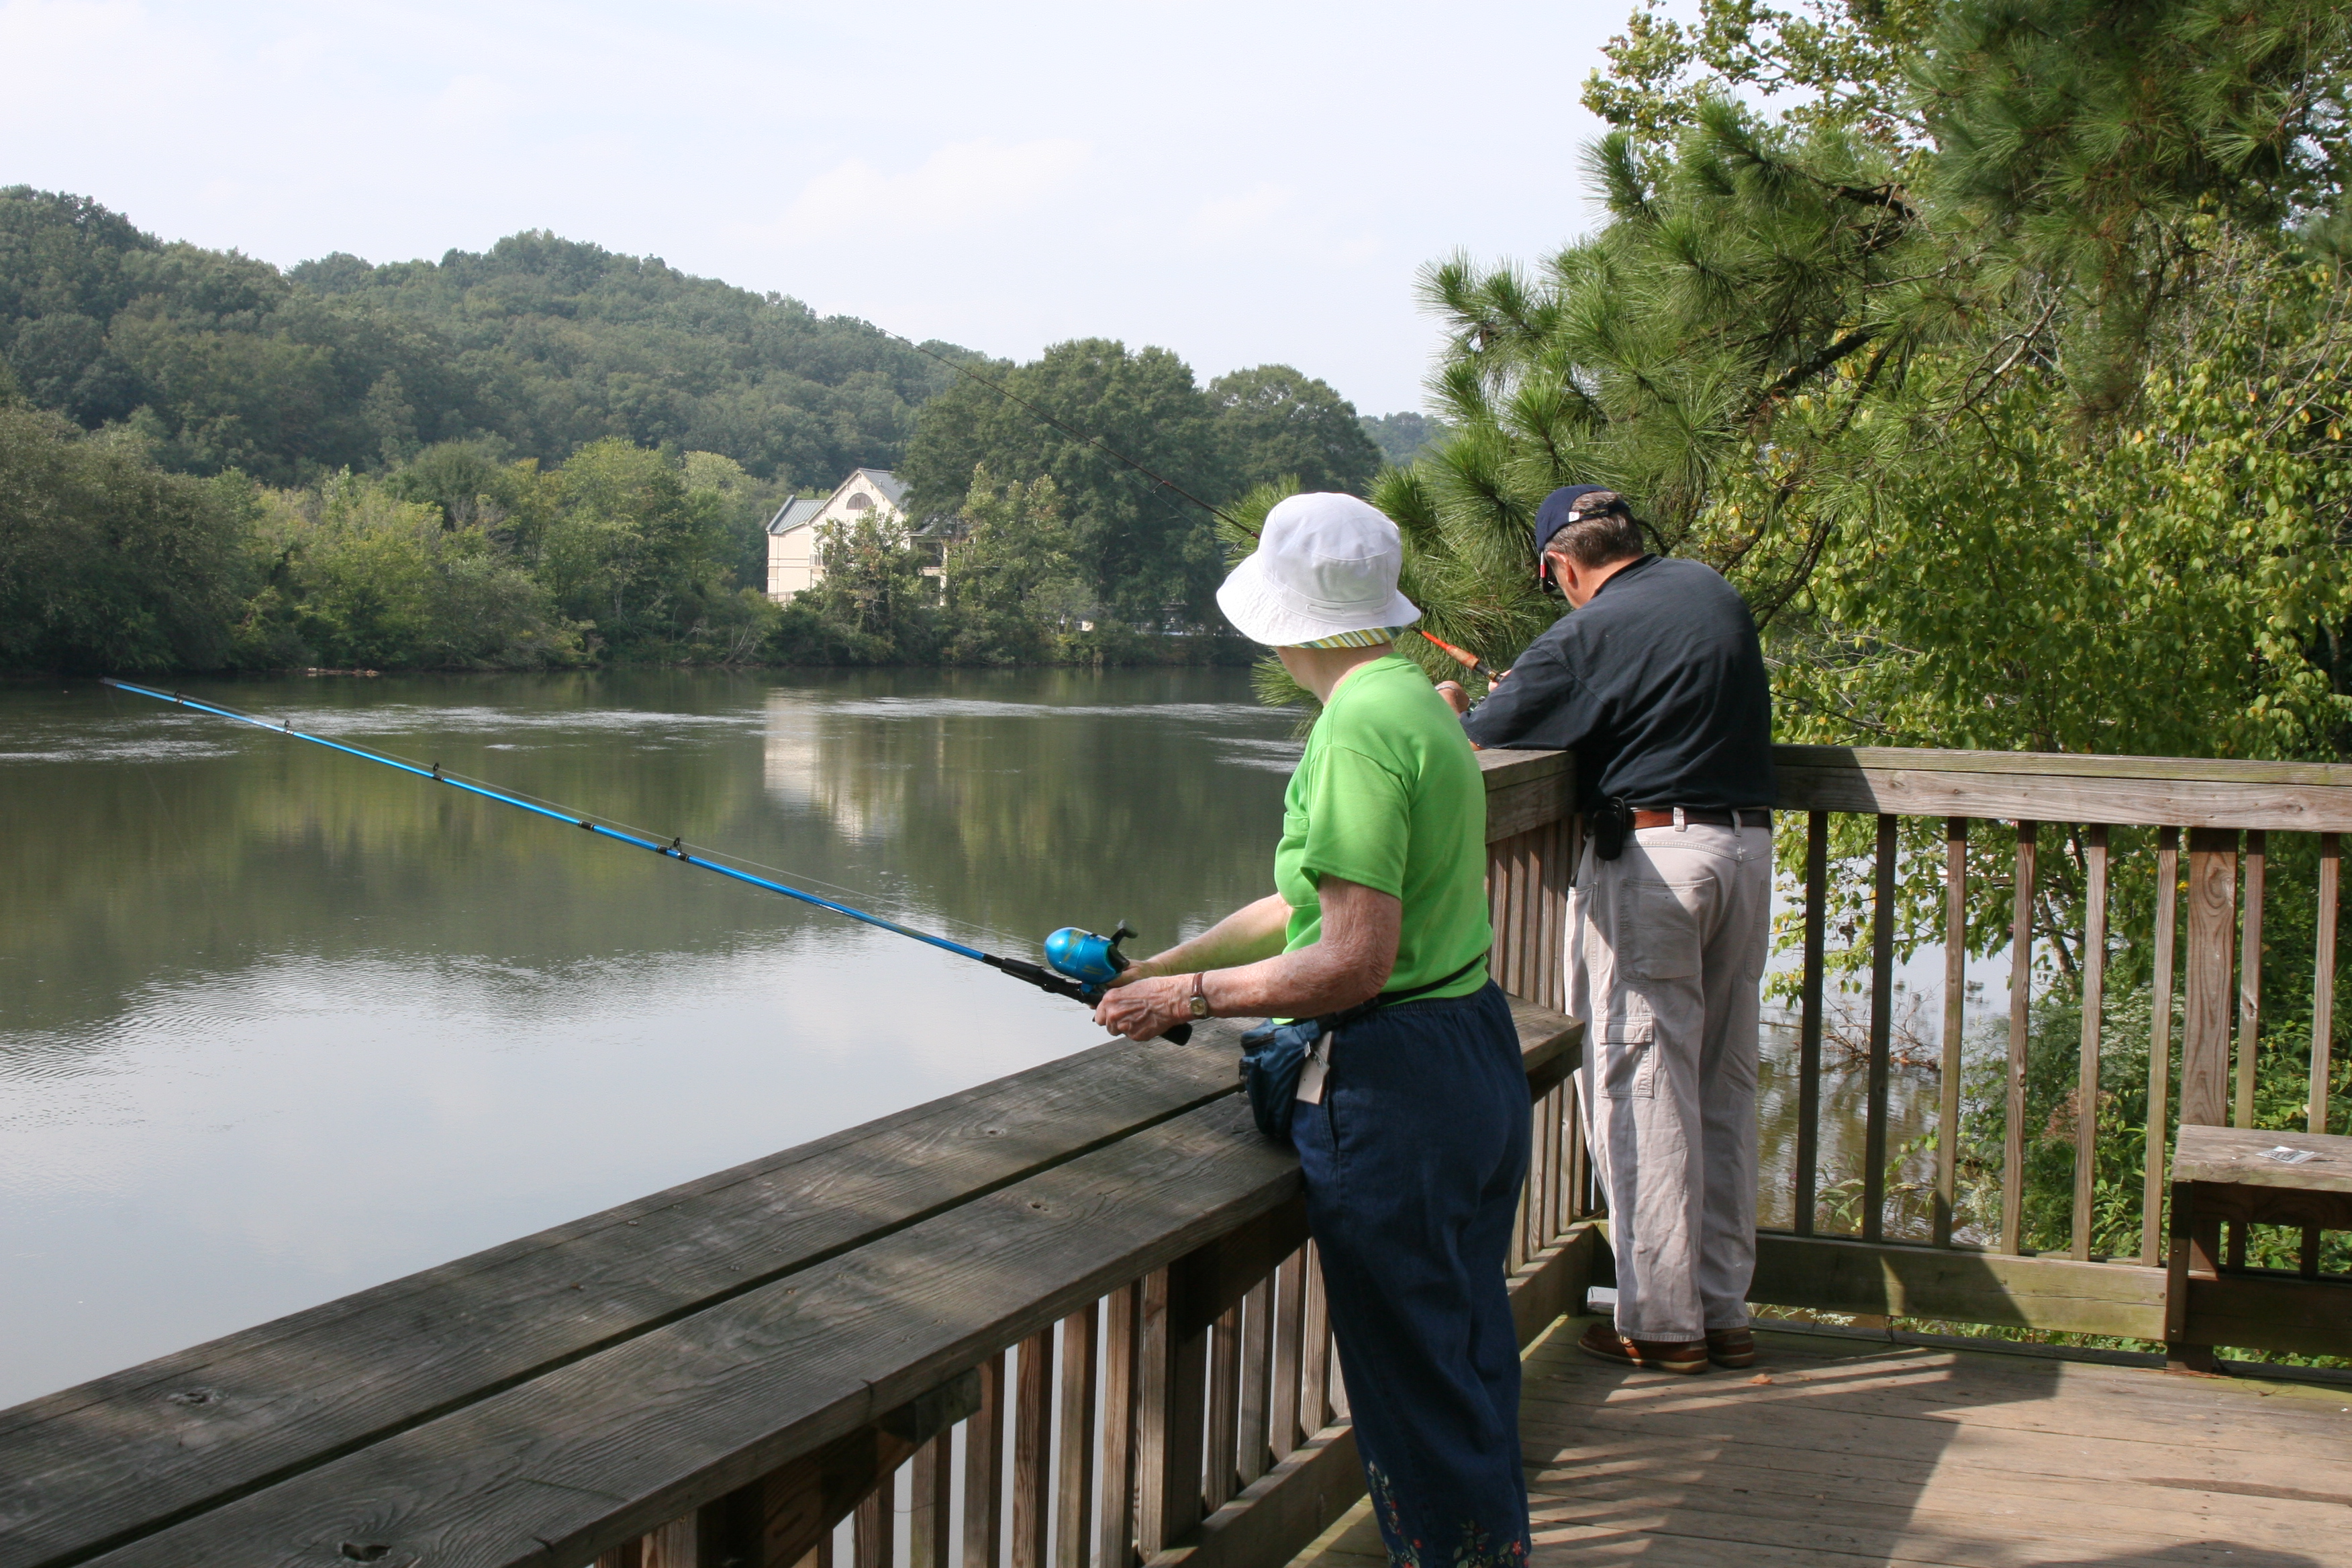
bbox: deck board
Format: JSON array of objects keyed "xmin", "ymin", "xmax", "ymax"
[{"xmin": 1282, "ymin": 1319, "xmax": 2352, "ymax": 1568}]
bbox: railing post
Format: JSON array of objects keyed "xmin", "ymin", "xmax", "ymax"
[
  {"xmin": 1095, "ymin": 1282, "xmax": 1141, "ymax": 1568},
  {"xmin": 2073, "ymin": 825, "xmax": 2109, "ymax": 1260},
  {"xmin": 2181, "ymin": 828, "xmax": 2238, "ymax": 1129},
  {"xmin": 1054, "ymin": 1305, "xmax": 1099, "ymax": 1568},
  {"xmin": 1796, "ymin": 811, "xmax": 1828, "ymax": 1235},
  {"xmin": 1133, "ymin": 1265, "xmax": 1205, "ymax": 1556},
  {"xmin": 2141, "ymin": 826, "xmax": 2182, "ymax": 1267},
  {"xmin": 963, "ymin": 1351, "xmax": 1006, "ymax": 1568},
  {"xmin": 2235, "ymin": 830, "xmax": 2267, "ymax": 1129},
  {"xmin": 2002, "ymin": 822, "xmax": 2038, "ymax": 1255},
  {"xmin": 1012, "ymin": 1329, "xmax": 1053, "ymax": 1568},
  {"xmin": 1864, "ymin": 814, "xmax": 1897, "ymax": 1242},
  {"xmin": 1935, "ymin": 818, "xmax": 1967, "ymax": 1247}
]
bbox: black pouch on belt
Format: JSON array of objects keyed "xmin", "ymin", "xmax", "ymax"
[
  {"xmin": 1591, "ymin": 795, "xmax": 1632, "ymax": 861},
  {"xmin": 1236, "ymin": 952, "xmax": 1488, "ymax": 1142}
]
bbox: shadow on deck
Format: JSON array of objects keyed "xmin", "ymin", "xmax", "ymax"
[{"xmin": 1286, "ymin": 1319, "xmax": 2352, "ymax": 1568}]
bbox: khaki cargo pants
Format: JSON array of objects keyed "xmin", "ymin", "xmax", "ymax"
[{"xmin": 1567, "ymin": 820, "xmax": 1771, "ymax": 1342}]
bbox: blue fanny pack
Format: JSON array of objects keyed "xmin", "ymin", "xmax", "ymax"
[{"xmin": 1236, "ymin": 954, "xmax": 1487, "ymax": 1142}]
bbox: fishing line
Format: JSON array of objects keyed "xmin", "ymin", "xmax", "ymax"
[
  {"xmin": 883, "ymin": 333, "xmax": 1493, "ymax": 677},
  {"xmin": 100, "ymin": 679, "xmax": 1167, "ymax": 1029}
]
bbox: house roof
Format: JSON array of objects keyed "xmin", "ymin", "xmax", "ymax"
[
  {"xmin": 766, "ymin": 469, "xmax": 910, "ymax": 534},
  {"xmin": 765, "ymin": 497, "xmax": 828, "ymax": 535}
]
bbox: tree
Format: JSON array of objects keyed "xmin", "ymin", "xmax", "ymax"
[
  {"xmin": 900, "ymin": 340, "xmax": 1227, "ymax": 625},
  {"xmin": 236, "ymin": 474, "xmax": 577, "ymax": 670},
  {"xmin": 943, "ymin": 468, "xmax": 1083, "ymax": 663},
  {"xmin": 538, "ymin": 438, "xmax": 732, "ymax": 652},
  {"xmin": 0, "ymin": 403, "xmax": 252, "ymax": 671},
  {"xmin": 1206, "ymin": 364, "xmax": 1381, "ymax": 497},
  {"xmin": 1357, "ymin": 411, "xmax": 1453, "ymax": 469}
]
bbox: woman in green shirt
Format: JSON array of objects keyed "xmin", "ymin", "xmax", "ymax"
[{"xmin": 1095, "ymin": 493, "xmax": 1531, "ymax": 1568}]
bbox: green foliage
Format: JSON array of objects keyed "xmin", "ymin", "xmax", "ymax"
[
  {"xmin": 1206, "ymin": 364, "xmax": 1383, "ymax": 497},
  {"xmin": 1583, "ymin": 0, "xmax": 1941, "ymax": 153},
  {"xmin": 1357, "ymin": 410, "xmax": 1454, "ymax": 469},
  {"xmin": 0, "ymin": 405, "xmax": 252, "ymax": 671},
  {"xmin": 901, "ymin": 339, "xmax": 1229, "ymax": 626},
  {"xmin": 234, "ymin": 477, "xmax": 577, "ymax": 670},
  {"xmin": 0, "ymin": 191, "xmax": 973, "ymax": 486},
  {"xmin": 942, "ymin": 469, "xmax": 1085, "ymax": 665}
]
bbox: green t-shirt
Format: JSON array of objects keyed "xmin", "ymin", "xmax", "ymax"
[{"xmin": 1273, "ymin": 653, "xmax": 1492, "ymax": 999}]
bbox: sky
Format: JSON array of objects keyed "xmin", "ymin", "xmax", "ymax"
[{"xmin": 0, "ymin": 0, "xmax": 1634, "ymax": 415}]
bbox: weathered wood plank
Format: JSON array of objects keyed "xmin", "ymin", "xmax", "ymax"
[
  {"xmin": 2141, "ymin": 826, "xmax": 2179, "ymax": 1267},
  {"xmin": 2171, "ymin": 1124, "xmax": 2352, "ymax": 1193},
  {"xmin": 2073, "ymin": 825, "xmax": 2107, "ymax": 1261},
  {"xmin": 1052, "ymin": 1306, "xmax": 1096, "ymax": 1568},
  {"xmin": 1094, "ymin": 1283, "xmax": 1138, "ymax": 1568},
  {"xmin": 1934, "ymin": 818, "xmax": 1965, "ymax": 1248},
  {"xmin": 0, "ymin": 1028, "xmax": 1255, "ymax": 1568},
  {"xmin": 1011, "ymin": 1332, "xmax": 1051, "ymax": 1568},
  {"xmin": 1473, "ymin": 750, "xmax": 1571, "ymax": 846},
  {"xmin": 1775, "ymin": 742, "xmax": 2352, "ymax": 789},
  {"xmin": 2315, "ymin": 833, "xmax": 2339, "ymax": 1139},
  {"xmin": 1864, "ymin": 814, "xmax": 1896, "ymax": 1244},
  {"xmin": 2237, "ymin": 830, "xmax": 2267, "ymax": 1128},
  {"xmin": 1236, "ymin": 1280, "xmax": 1272, "ymax": 1489},
  {"xmin": 1204, "ymin": 1306, "xmax": 1240, "ymax": 1514},
  {"xmin": 1750, "ymin": 1234, "xmax": 2165, "ymax": 1340},
  {"xmin": 963, "ymin": 1352, "xmax": 1006, "ymax": 1568},
  {"xmin": 1796, "ymin": 812, "xmax": 1826, "ymax": 1237},
  {"xmin": 1769, "ymin": 1215, "xmax": 2352, "ymax": 1359},
  {"xmin": 1773, "ymin": 745, "xmax": 2352, "ymax": 830},
  {"xmin": 2001, "ymin": 824, "xmax": 2035, "ymax": 1255},
  {"xmin": 1267, "ymin": 1253, "xmax": 1304, "ymax": 1462},
  {"xmin": 2182, "ymin": 828, "xmax": 2237, "ymax": 1128},
  {"xmin": 910, "ymin": 1435, "xmax": 950, "ymax": 1568},
  {"xmin": 1298, "ymin": 1245, "xmax": 1330, "ymax": 1438}
]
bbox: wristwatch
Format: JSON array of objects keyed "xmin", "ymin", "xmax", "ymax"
[{"xmin": 1188, "ymin": 973, "xmax": 1212, "ymax": 1020}]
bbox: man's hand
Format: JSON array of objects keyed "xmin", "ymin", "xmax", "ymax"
[{"xmin": 1093, "ymin": 974, "xmax": 1195, "ymax": 1040}]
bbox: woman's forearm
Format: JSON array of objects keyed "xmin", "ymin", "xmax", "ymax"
[
  {"xmin": 1198, "ymin": 942, "xmax": 1389, "ymax": 1020},
  {"xmin": 1123, "ymin": 893, "xmax": 1291, "ymax": 979},
  {"xmin": 1093, "ymin": 878, "xmax": 1400, "ymax": 1040}
]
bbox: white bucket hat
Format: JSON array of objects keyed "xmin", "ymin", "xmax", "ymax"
[{"xmin": 1216, "ymin": 493, "xmax": 1420, "ymax": 648}]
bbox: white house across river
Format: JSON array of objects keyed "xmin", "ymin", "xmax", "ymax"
[{"xmin": 764, "ymin": 469, "xmax": 910, "ymax": 602}]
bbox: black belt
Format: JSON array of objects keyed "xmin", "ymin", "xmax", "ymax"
[{"xmin": 1587, "ymin": 799, "xmax": 1771, "ymax": 860}]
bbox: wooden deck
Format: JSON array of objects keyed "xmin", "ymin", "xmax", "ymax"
[{"xmin": 1284, "ymin": 1319, "xmax": 2352, "ymax": 1568}]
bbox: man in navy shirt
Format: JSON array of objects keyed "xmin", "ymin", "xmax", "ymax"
[{"xmin": 1440, "ymin": 485, "xmax": 1774, "ymax": 1376}]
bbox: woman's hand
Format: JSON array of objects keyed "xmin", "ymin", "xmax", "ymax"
[{"xmin": 1093, "ymin": 974, "xmax": 1197, "ymax": 1040}]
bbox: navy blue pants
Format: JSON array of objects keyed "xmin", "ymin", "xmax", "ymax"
[{"xmin": 1293, "ymin": 982, "xmax": 1532, "ymax": 1568}]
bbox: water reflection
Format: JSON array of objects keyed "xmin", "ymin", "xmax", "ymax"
[{"xmin": 0, "ymin": 669, "xmax": 1299, "ymax": 1406}]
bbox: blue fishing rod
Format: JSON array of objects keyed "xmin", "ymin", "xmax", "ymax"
[{"xmin": 101, "ymin": 678, "xmax": 1187, "ymax": 1042}]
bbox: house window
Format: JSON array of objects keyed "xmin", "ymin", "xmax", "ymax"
[{"xmin": 846, "ymin": 493, "xmax": 873, "ymax": 511}]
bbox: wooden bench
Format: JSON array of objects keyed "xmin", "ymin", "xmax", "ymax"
[{"xmin": 2165, "ymin": 1122, "xmax": 2352, "ymax": 1371}]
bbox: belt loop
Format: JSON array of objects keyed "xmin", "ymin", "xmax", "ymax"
[{"xmin": 1673, "ymin": 806, "xmax": 1687, "ymax": 832}]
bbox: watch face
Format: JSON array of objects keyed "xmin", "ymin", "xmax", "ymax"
[{"xmin": 1191, "ymin": 993, "xmax": 1211, "ymax": 1018}]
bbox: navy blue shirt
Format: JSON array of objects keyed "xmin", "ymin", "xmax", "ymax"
[{"xmin": 1459, "ymin": 555, "xmax": 1774, "ymax": 811}]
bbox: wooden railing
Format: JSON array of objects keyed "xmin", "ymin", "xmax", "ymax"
[
  {"xmin": 1761, "ymin": 744, "xmax": 2351, "ymax": 1362},
  {"xmin": 11, "ymin": 741, "xmax": 2346, "ymax": 1568},
  {"xmin": 0, "ymin": 751, "xmax": 1589, "ymax": 1568}
]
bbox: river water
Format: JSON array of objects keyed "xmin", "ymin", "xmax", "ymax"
[
  {"xmin": 0, "ymin": 669, "xmax": 1304, "ymax": 1407},
  {"xmin": 0, "ymin": 669, "xmax": 1965, "ymax": 1410}
]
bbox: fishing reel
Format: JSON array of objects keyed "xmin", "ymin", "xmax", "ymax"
[
  {"xmin": 1044, "ymin": 921, "xmax": 1137, "ymax": 989},
  {"xmin": 1039, "ymin": 921, "xmax": 1191, "ymax": 1044}
]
